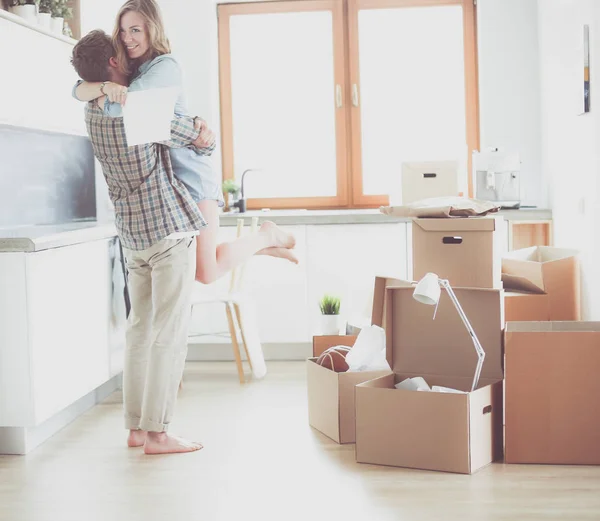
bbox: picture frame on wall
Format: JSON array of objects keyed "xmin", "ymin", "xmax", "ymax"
[{"xmin": 584, "ymin": 24, "xmax": 590, "ymax": 113}]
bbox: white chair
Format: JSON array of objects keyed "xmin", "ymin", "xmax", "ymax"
[{"xmin": 187, "ymin": 217, "xmax": 266, "ymax": 383}]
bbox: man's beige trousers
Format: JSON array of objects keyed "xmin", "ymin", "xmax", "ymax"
[{"xmin": 122, "ymin": 236, "xmax": 196, "ymax": 432}]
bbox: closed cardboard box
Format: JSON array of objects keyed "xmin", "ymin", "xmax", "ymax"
[
  {"xmin": 355, "ymin": 283, "xmax": 504, "ymax": 474},
  {"xmin": 502, "ymin": 246, "xmax": 580, "ymax": 320},
  {"xmin": 504, "ymin": 322, "xmax": 600, "ymax": 465},
  {"xmin": 307, "ymin": 336, "xmax": 390, "ymax": 444},
  {"xmin": 412, "ymin": 217, "xmax": 505, "ymax": 289}
]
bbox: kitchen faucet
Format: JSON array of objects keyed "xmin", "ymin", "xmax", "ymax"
[{"xmin": 232, "ymin": 168, "xmax": 259, "ymax": 213}]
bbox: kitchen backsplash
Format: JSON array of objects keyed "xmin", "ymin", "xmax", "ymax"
[{"xmin": 0, "ymin": 124, "xmax": 96, "ymax": 228}]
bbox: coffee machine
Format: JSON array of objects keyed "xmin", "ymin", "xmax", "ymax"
[{"xmin": 472, "ymin": 148, "xmax": 521, "ymax": 209}]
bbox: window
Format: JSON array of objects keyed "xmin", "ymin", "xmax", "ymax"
[{"xmin": 218, "ymin": 0, "xmax": 478, "ymax": 210}]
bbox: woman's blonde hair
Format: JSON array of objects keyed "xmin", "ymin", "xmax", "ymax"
[{"xmin": 112, "ymin": 0, "xmax": 171, "ymax": 77}]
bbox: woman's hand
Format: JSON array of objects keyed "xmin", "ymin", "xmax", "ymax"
[
  {"xmin": 193, "ymin": 117, "xmax": 216, "ymax": 148},
  {"xmin": 101, "ymin": 82, "xmax": 128, "ymax": 106}
]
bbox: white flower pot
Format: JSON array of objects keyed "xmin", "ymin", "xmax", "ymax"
[
  {"xmin": 37, "ymin": 11, "xmax": 52, "ymax": 30},
  {"xmin": 51, "ymin": 16, "xmax": 64, "ymax": 35},
  {"xmin": 10, "ymin": 4, "xmax": 37, "ymax": 24},
  {"xmin": 320, "ymin": 314, "xmax": 341, "ymax": 336}
]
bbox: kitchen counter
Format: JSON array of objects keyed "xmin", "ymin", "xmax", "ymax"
[
  {"xmin": 0, "ymin": 221, "xmax": 117, "ymax": 252},
  {"xmin": 219, "ymin": 208, "xmax": 552, "ymax": 226},
  {"xmin": 0, "ymin": 208, "xmax": 552, "ymax": 252}
]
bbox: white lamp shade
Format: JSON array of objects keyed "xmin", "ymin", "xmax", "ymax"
[{"xmin": 413, "ymin": 272, "xmax": 441, "ymax": 306}]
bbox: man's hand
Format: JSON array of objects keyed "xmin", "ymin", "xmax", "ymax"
[
  {"xmin": 193, "ymin": 117, "xmax": 216, "ymax": 148},
  {"xmin": 101, "ymin": 82, "xmax": 128, "ymax": 106}
]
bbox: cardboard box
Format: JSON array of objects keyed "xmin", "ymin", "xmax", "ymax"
[
  {"xmin": 502, "ymin": 246, "xmax": 580, "ymax": 320},
  {"xmin": 412, "ymin": 217, "xmax": 505, "ymax": 289},
  {"xmin": 355, "ymin": 283, "xmax": 504, "ymax": 474},
  {"xmin": 307, "ymin": 336, "xmax": 390, "ymax": 444},
  {"xmin": 504, "ymin": 292, "xmax": 549, "ymax": 322},
  {"xmin": 505, "ymin": 322, "xmax": 600, "ymax": 465}
]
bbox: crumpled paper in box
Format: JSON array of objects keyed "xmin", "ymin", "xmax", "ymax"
[{"xmin": 345, "ymin": 325, "xmax": 391, "ymax": 372}]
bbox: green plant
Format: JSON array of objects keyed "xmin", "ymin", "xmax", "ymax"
[
  {"xmin": 37, "ymin": 0, "xmax": 51, "ymax": 13},
  {"xmin": 50, "ymin": 0, "xmax": 71, "ymax": 19},
  {"xmin": 319, "ymin": 294, "xmax": 340, "ymax": 315},
  {"xmin": 222, "ymin": 179, "xmax": 240, "ymax": 195}
]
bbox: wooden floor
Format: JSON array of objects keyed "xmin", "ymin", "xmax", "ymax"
[{"xmin": 1, "ymin": 362, "xmax": 599, "ymax": 521}]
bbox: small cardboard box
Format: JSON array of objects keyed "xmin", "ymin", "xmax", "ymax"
[
  {"xmin": 505, "ymin": 322, "xmax": 600, "ymax": 465},
  {"xmin": 355, "ymin": 284, "xmax": 504, "ymax": 474},
  {"xmin": 504, "ymin": 292, "xmax": 550, "ymax": 322},
  {"xmin": 412, "ymin": 217, "xmax": 505, "ymax": 289},
  {"xmin": 502, "ymin": 246, "xmax": 580, "ymax": 320},
  {"xmin": 307, "ymin": 336, "xmax": 391, "ymax": 444}
]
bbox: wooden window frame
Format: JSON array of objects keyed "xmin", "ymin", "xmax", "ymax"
[{"xmin": 218, "ymin": 0, "xmax": 479, "ymax": 210}]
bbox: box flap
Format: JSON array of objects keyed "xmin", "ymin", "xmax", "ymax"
[
  {"xmin": 413, "ymin": 216, "xmax": 499, "ymax": 232},
  {"xmin": 371, "ymin": 276, "xmax": 413, "ymax": 328},
  {"xmin": 502, "ymin": 246, "xmax": 579, "ymax": 263},
  {"xmin": 501, "ymin": 273, "xmax": 545, "ymax": 294},
  {"xmin": 386, "ymin": 286, "xmax": 504, "ymax": 382}
]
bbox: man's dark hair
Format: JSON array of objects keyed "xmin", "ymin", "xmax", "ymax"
[{"xmin": 71, "ymin": 30, "xmax": 115, "ymax": 82}]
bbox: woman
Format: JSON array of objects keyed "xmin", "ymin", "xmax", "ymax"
[{"xmin": 74, "ymin": 0, "xmax": 298, "ymax": 286}]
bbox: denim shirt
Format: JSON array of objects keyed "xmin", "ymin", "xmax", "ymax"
[{"xmin": 73, "ymin": 54, "xmax": 214, "ymax": 202}]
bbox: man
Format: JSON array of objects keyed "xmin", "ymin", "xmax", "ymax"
[{"xmin": 71, "ymin": 30, "xmax": 211, "ymax": 455}]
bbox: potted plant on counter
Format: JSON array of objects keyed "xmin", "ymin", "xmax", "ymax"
[
  {"xmin": 8, "ymin": 0, "xmax": 37, "ymax": 24},
  {"xmin": 50, "ymin": 0, "xmax": 71, "ymax": 35},
  {"xmin": 319, "ymin": 294, "xmax": 342, "ymax": 335},
  {"xmin": 37, "ymin": 0, "xmax": 51, "ymax": 29},
  {"xmin": 222, "ymin": 179, "xmax": 240, "ymax": 213}
]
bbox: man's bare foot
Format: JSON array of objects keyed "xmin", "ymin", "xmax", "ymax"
[
  {"xmin": 144, "ymin": 432, "xmax": 203, "ymax": 455},
  {"xmin": 127, "ymin": 429, "xmax": 147, "ymax": 448},
  {"xmin": 260, "ymin": 221, "xmax": 296, "ymax": 249},
  {"xmin": 257, "ymin": 247, "xmax": 299, "ymax": 264}
]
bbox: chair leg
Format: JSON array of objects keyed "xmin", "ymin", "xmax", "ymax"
[
  {"xmin": 225, "ymin": 301, "xmax": 245, "ymax": 384},
  {"xmin": 234, "ymin": 302, "xmax": 253, "ymax": 373}
]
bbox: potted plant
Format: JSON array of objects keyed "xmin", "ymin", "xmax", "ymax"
[
  {"xmin": 319, "ymin": 294, "xmax": 341, "ymax": 335},
  {"xmin": 37, "ymin": 0, "xmax": 51, "ymax": 29},
  {"xmin": 222, "ymin": 179, "xmax": 240, "ymax": 212},
  {"xmin": 50, "ymin": 0, "xmax": 71, "ymax": 35},
  {"xmin": 8, "ymin": 0, "xmax": 37, "ymax": 24}
]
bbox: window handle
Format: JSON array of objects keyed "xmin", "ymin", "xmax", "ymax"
[
  {"xmin": 335, "ymin": 85, "xmax": 343, "ymax": 108},
  {"xmin": 352, "ymin": 84, "xmax": 359, "ymax": 107}
]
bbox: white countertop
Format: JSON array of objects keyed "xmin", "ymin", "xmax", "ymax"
[{"xmin": 0, "ymin": 208, "xmax": 552, "ymax": 252}]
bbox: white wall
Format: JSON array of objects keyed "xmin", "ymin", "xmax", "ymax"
[
  {"xmin": 477, "ymin": 0, "xmax": 544, "ymax": 207},
  {"xmin": 537, "ymin": 0, "xmax": 600, "ymax": 319}
]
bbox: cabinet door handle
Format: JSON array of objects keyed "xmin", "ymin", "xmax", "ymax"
[
  {"xmin": 335, "ymin": 85, "xmax": 343, "ymax": 108},
  {"xmin": 352, "ymin": 84, "xmax": 359, "ymax": 107}
]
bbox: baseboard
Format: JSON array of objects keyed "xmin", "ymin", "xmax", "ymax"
[
  {"xmin": 0, "ymin": 373, "xmax": 122, "ymax": 455},
  {"xmin": 186, "ymin": 342, "xmax": 311, "ymax": 361}
]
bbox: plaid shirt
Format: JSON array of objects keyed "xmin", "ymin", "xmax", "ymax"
[{"xmin": 84, "ymin": 102, "xmax": 207, "ymax": 251}]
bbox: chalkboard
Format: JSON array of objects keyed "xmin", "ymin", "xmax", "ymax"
[{"xmin": 0, "ymin": 124, "xmax": 96, "ymax": 227}]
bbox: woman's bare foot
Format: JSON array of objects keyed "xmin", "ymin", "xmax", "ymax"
[
  {"xmin": 144, "ymin": 432, "xmax": 203, "ymax": 455},
  {"xmin": 260, "ymin": 221, "xmax": 296, "ymax": 249},
  {"xmin": 127, "ymin": 429, "xmax": 147, "ymax": 448},
  {"xmin": 257, "ymin": 247, "xmax": 299, "ymax": 264}
]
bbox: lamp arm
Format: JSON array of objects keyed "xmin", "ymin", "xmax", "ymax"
[{"xmin": 439, "ymin": 279, "xmax": 486, "ymax": 392}]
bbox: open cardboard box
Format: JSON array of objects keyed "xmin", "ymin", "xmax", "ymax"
[
  {"xmin": 505, "ymin": 322, "xmax": 600, "ymax": 465},
  {"xmin": 355, "ymin": 281, "xmax": 504, "ymax": 474},
  {"xmin": 412, "ymin": 216, "xmax": 505, "ymax": 289},
  {"xmin": 306, "ymin": 278, "xmax": 408, "ymax": 444},
  {"xmin": 502, "ymin": 246, "xmax": 580, "ymax": 320}
]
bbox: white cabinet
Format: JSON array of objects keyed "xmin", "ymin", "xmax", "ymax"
[
  {"xmin": 306, "ymin": 223, "xmax": 408, "ymax": 335},
  {"xmin": 189, "ymin": 222, "xmax": 409, "ymax": 345},
  {"xmin": 0, "ymin": 238, "xmax": 125, "ymax": 427},
  {"xmin": 189, "ymin": 225, "xmax": 309, "ymax": 343}
]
